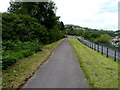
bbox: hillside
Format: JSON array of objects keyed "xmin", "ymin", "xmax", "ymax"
[{"xmin": 65, "ymin": 24, "xmax": 118, "ymax": 37}]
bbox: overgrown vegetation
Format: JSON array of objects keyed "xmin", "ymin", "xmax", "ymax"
[
  {"xmin": 2, "ymin": 41, "xmax": 42, "ymax": 69},
  {"xmin": 2, "ymin": 1, "xmax": 65, "ymax": 69},
  {"xmin": 68, "ymin": 38, "xmax": 118, "ymax": 88}
]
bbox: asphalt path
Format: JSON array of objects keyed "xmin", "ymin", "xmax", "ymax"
[{"xmin": 22, "ymin": 39, "xmax": 90, "ymax": 88}]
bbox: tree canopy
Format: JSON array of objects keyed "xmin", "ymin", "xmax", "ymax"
[
  {"xmin": 3, "ymin": 1, "xmax": 65, "ymax": 44},
  {"xmin": 8, "ymin": 1, "xmax": 59, "ymax": 29},
  {"xmin": 2, "ymin": 1, "xmax": 65, "ymax": 69}
]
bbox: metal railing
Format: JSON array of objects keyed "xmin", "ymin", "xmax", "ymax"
[{"xmin": 77, "ymin": 37, "xmax": 120, "ymax": 61}]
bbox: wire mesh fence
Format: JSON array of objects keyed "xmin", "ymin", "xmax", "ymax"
[{"xmin": 77, "ymin": 37, "xmax": 120, "ymax": 61}]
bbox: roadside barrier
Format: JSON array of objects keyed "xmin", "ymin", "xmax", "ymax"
[{"xmin": 77, "ymin": 37, "xmax": 120, "ymax": 61}]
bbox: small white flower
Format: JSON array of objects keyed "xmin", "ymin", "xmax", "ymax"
[{"xmin": 13, "ymin": 70, "xmax": 16, "ymax": 72}]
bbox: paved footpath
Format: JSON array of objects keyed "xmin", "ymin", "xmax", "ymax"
[{"xmin": 23, "ymin": 39, "xmax": 90, "ymax": 88}]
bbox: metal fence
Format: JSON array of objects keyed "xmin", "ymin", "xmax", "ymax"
[{"xmin": 77, "ymin": 37, "xmax": 120, "ymax": 61}]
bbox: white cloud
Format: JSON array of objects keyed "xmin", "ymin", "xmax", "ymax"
[
  {"xmin": 0, "ymin": 0, "xmax": 10, "ymax": 12},
  {"xmin": 53, "ymin": 0, "xmax": 119, "ymax": 31},
  {"xmin": 0, "ymin": 0, "xmax": 119, "ymax": 31}
]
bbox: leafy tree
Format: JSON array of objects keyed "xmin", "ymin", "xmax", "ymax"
[
  {"xmin": 60, "ymin": 21, "xmax": 65, "ymax": 31},
  {"xmin": 2, "ymin": 13, "xmax": 49, "ymax": 43},
  {"xmin": 95, "ymin": 34, "xmax": 112, "ymax": 45},
  {"xmin": 8, "ymin": 1, "xmax": 59, "ymax": 29},
  {"xmin": 83, "ymin": 32, "xmax": 90, "ymax": 39},
  {"xmin": 90, "ymin": 33, "xmax": 101, "ymax": 41}
]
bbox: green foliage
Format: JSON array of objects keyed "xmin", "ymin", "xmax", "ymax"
[
  {"xmin": 2, "ymin": 41, "xmax": 42, "ymax": 69},
  {"xmin": 8, "ymin": 2, "xmax": 59, "ymax": 29},
  {"xmin": 2, "ymin": 39, "xmax": 64, "ymax": 88},
  {"xmin": 60, "ymin": 21, "xmax": 65, "ymax": 31},
  {"xmin": 65, "ymin": 24, "xmax": 117, "ymax": 37},
  {"xmin": 114, "ymin": 30, "xmax": 120, "ymax": 36},
  {"xmin": 3, "ymin": 41, "xmax": 41, "ymax": 51},
  {"xmin": 65, "ymin": 24, "xmax": 117, "ymax": 46},
  {"xmin": 48, "ymin": 24, "xmax": 65, "ymax": 43},
  {"xmin": 83, "ymin": 32, "xmax": 90, "ymax": 39},
  {"xmin": 2, "ymin": 1, "xmax": 65, "ymax": 69},
  {"xmin": 95, "ymin": 34, "xmax": 112, "ymax": 45},
  {"xmin": 2, "ymin": 13, "xmax": 49, "ymax": 43},
  {"xmin": 3, "ymin": 2, "xmax": 65, "ymax": 43},
  {"xmin": 90, "ymin": 33, "xmax": 101, "ymax": 41}
]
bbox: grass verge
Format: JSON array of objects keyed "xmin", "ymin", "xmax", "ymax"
[
  {"xmin": 68, "ymin": 38, "xmax": 118, "ymax": 88},
  {"xmin": 2, "ymin": 39, "xmax": 64, "ymax": 88}
]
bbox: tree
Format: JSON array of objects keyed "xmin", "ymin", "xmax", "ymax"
[
  {"xmin": 95, "ymin": 34, "xmax": 112, "ymax": 45},
  {"xmin": 60, "ymin": 21, "xmax": 65, "ymax": 31},
  {"xmin": 2, "ymin": 13, "xmax": 49, "ymax": 43},
  {"xmin": 8, "ymin": 1, "xmax": 59, "ymax": 29},
  {"xmin": 6, "ymin": 1, "xmax": 65, "ymax": 44},
  {"xmin": 83, "ymin": 32, "xmax": 90, "ymax": 39},
  {"xmin": 90, "ymin": 32, "xmax": 101, "ymax": 41}
]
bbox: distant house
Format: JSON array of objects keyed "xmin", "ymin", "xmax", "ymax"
[
  {"xmin": 117, "ymin": 42, "xmax": 120, "ymax": 46},
  {"xmin": 110, "ymin": 36, "xmax": 120, "ymax": 47}
]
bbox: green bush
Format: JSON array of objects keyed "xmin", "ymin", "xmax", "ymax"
[
  {"xmin": 2, "ymin": 41, "xmax": 42, "ymax": 51},
  {"xmin": 2, "ymin": 3, "xmax": 65, "ymax": 69},
  {"xmin": 2, "ymin": 13, "xmax": 64, "ymax": 45},
  {"xmin": 95, "ymin": 34, "xmax": 112, "ymax": 45},
  {"xmin": 2, "ymin": 13, "xmax": 49, "ymax": 44},
  {"xmin": 2, "ymin": 41, "xmax": 42, "ymax": 69}
]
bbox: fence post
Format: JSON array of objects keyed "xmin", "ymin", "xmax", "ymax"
[
  {"xmin": 93, "ymin": 43, "xmax": 94, "ymax": 49},
  {"xmin": 89, "ymin": 42, "xmax": 90, "ymax": 47},
  {"xmin": 102, "ymin": 46, "xmax": 103, "ymax": 54},
  {"xmin": 91, "ymin": 42, "xmax": 92, "ymax": 48},
  {"xmin": 114, "ymin": 51, "xmax": 116, "ymax": 61},
  {"xmin": 90, "ymin": 42, "xmax": 91, "ymax": 48},
  {"xmin": 92, "ymin": 43, "xmax": 93, "ymax": 49},
  {"xmin": 91, "ymin": 42, "xmax": 92, "ymax": 49},
  {"xmin": 88, "ymin": 41, "xmax": 89, "ymax": 46},
  {"xmin": 91, "ymin": 43, "xmax": 93, "ymax": 49},
  {"xmin": 94, "ymin": 44, "xmax": 96, "ymax": 50},
  {"xmin": 107, "ymin": 48, "xmax": 108, "ymax": 57},
  {"xmin": 98, "ymin": 44, "xmax": 99, "ymax": 52}
]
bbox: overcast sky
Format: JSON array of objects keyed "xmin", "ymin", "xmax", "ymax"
[{"xmin": 0, "ymin": 0, "xmax": 119, "ymax": 31}]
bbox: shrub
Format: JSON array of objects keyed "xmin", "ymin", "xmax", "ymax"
[
  {"xmin": 2, "ymin": 41, "xmax": 42, "ymax": 69},
  {"xmin": 95, "ymin": 34, "xmax": 112, "ymax": 45},
  {"xmin": 2, "ymin": 13, "xmax": 49, "ymax": 44}
]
